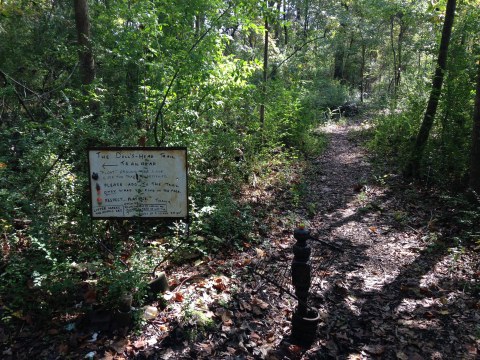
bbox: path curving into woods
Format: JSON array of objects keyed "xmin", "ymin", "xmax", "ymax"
[
  {"xmin": 143, "ymin": 117, "xmax": 479, "ymax": 360},
  {"xmin": 291, "ymin": 119, "xmax": 480, "ymax": 359},
  {"xmin": 5, "ymin": 117, "xmax": 478, "ymax": 360}
]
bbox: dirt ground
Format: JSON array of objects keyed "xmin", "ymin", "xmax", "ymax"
[
  {"xmin": 133, "ymin": 118, "xmax": 480, "ymax": 360},
  {"xmin": 2, "ymin": 118, "xmax": 479, "ymax": 359}
]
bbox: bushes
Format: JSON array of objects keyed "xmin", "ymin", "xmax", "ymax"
[
  {"xmin": 369, "ymin": 40, "xmax": 476, "ymax": 188},
  {"xmin": 368, "ymin": 110, "xmax": 421, "ymax": 167},
  {"xmin": 370, "ymin": 101, "xmax": 473, "ymax": 188},
  {"xmin": 0, "ymin": 0, "xmax": 338, "ymax": 328}
]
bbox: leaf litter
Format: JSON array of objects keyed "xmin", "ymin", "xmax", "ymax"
[{"xmin": 1, "ymin": 118, "xmax": 479, "ymax": 359}]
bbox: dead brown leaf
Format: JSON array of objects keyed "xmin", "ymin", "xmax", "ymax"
[
  {"xmin": 133, "ymin": 339, "xmax": 146, "ymax": 349},
  {"xmin": 423, "ymin": 311, "xmax": 435, "ymax": 319},
  {"xmin": 213, "ymin": 277, "xmax": 227, "ymax": 291},
  {"xmin": 239, "ymin": 300, "xmax": 252, "ymax": 311},
  {"xmin": 174, "ymin": 292, "xmax": 184, "ymax": 302},
  {"xmin": 197, "ymin": 342, "xmax": 213, "ymax": 355},
  {"xmin": 101, "ymin": 351, "xmax": 115, "ymax": 360},
  {"xmin": 57, "ymin": 343, "xmax": 69, "ymax": 356},
  {"xmin": 111, "ymin": 338, "xmax": 128, "ymax": 354},
  {"xmin": 221, "ymin": 310, "xmax": 234, "ymax": 325},
  {"xmin": 255, "ymin": 247, "xmax": 266, "ymax": 258},
  {"xmin": 465, "ymin": 343, "xmax": 477, "ymax": 357},
  {"xmin": 250, "ymin": 331, "xmax": 261, "ymax": 341},
  {"xmin": 363, "ymin": 344, "xmax": 385, "ymax": 355},
  {"xmin": 288, "ymin": 344, "xmax": 303, "ymax": 355},
  {"xmin": 252, "ymin": 297, "xmax": 269, "ymax": 309}
]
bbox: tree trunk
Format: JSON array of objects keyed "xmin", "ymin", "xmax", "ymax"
[
  {"xmin": 396, "ymin": 18, "xmax": 406, "ymax": 88},
  {"xmin": 469, "ymin": 60, "xmax": 480, "ymax": 194},
  {"xmin": 360, "ymin": 42, "xmax": 366, "ymax": 103},
  {"xmin": 343, "ymin": 35, "xmax": 354, "ymax": 84},
  {"xmin": 260, "ymin": 4, "xmax": 269, "ymax": 126},
  {"xmin": 73, "ymin": 0, "xmax": 95, "ymax": 86},
  {"xmin": 303, "ymin": 0, "xmax": 309, "ymax": 38},
  {"xmin": 333, "ymin": 48, "xmax": 344, "ymax": 80},
  {"xmin": 283, "ymin": 0, "xmax": 288, "ymax": 45},
  {"xmin": 275, "ymin": 1, "xmax": 281, "ymax": 43},
  {"xmin": 404, "ymin": 0, "xmax": 456, "ymax": 178},
  {"xmin": 390, "ymin": 16, "xmax": 398, "ymax": 95}
]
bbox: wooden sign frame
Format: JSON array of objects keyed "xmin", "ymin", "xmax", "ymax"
[{"xmin": 88, "ymin": 147, "xmax": 188, "ymax": 219}]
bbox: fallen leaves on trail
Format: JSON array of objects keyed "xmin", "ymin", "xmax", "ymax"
[
  {"xmin": 363, "ymin": 344, "xmax": 385, "ymax": 355},
  {"xmin": 3, "ymin": 120, "xmax": 480, "ymax": 360},
  {"xmin": 110, "ymin": 338, "xmax": 128, "ymax": 353},
  {"xmin": 132, "ymin": 338, "xmax": 146, "ymax": 349},
  {"xmin": 255, "ymin": 247, "xmax": 266, "ymax": 258},
  {"xmin": 212, "ymin": 276, "xmax": 228, "ymax": 291},
  {"xmin": 173, "ymin": 292, "xmax": 184, "ymax": 302},
  {"xmin": 253, "ymin": 297, "xmax": 270, "ymax": 310}
]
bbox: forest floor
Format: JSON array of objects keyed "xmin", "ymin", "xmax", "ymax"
[{"xmin": 2, "ymin": 116, "xmax": 480, "ymax": 359}]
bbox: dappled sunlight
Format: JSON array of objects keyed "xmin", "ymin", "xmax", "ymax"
[
  {"xmin": 320, "ymin": 122, "xmax": 370, "ymax": 135},
  {"xmin": 1, "ymin": 0, "xmax": 478, "ymax": 357}
]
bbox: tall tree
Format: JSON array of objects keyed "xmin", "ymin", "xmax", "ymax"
[
  {"xmin": 74, "ymin": 0, "xmax": 95, "ymax": 86},
  {"xmin": 404, "ymin": 0, "xmax": 457, "ymax": 178},
  {"xmin": 469, "ymin": 59, "xmax": 480, "ymax": 194},
  {"xmin": 260, "ymin": 0, "xmax": 270, "ymax": 126}
]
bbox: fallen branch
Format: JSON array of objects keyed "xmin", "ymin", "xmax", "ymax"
[{"xmin": 308, "ymin": 234, "xmax": 344, "ymax": 252}]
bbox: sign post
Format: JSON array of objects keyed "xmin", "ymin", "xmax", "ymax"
[{"xmin": 88, "ymin": 147, "xmax": 188, "ymax": 219}]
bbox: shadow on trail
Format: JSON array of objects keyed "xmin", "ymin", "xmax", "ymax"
[
  {"xmin": 310, "ymin": 211, "xmax": 455, "ymax": 358},
  {"xmin": 132, "ymin": 120, "xmax": 474, "ymax": 360},
  {"xmin": 244, "ymin": 120, "xmax": 463, "ymax": 359},
  {"xmin": 284, "ymin": 122, "xmax": 470, "ymax": 359}
]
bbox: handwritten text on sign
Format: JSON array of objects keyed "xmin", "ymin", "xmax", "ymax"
[{"xmin": 88, "ymin": 148, "xmax": 187, "ymax": 218}]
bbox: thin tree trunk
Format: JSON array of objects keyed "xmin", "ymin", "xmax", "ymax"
[
  {"xmin": 469, "ymin": 60, "xmax": 480, "ymax": 193},
  {"xmin": 390, "ymin": 16, "xmax": 397, "ymax": 95},
  {"xmin": 283, "ymin": 0, "xmax": 288, "ymax": 45},
  {"xmin": 260, "ymin": 4, "xmax": 269, "ymax": 126},
  {"xmin": 303, "ymin": 0, "xmax": 309, "ymax": 38},
  {"xmin": 195, "ymin": 15, "xmax": 201, "ymax": 35},
  {"xmin": 275, "ymin": 1, "xmax": 281, "ymax": 42},
  {"xmin": 333, "ymin": 48, "xmax": 344, "ymax": 80},
  {"xmin": 343, "ymin": 35, "xmax": 354, "ymax": 84},
  {"xmin": 396, "ymin": 19, "xmax": 405, "ymax": 88},
  {"xmin": 404, "ymin": 0, "xmax": 456, "ymax": 178},
  {"xmin": 73, "ymin": 0, "xmax": 95, "ymax": 86},
  {"xmin": 397, "ymin": 20, "xmax": 407, "ymax": 86},
  {"xmin": 360, "ymin": 42, "xmax": 366, "ymax": 103}
]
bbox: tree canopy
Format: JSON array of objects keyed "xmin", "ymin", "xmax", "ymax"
[{"xmin": 0, "ymin": 0, "xmax": 479, "ymax": 357}]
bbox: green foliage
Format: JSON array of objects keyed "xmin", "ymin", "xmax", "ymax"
[
  {"xmin": 369, "ymin": 1, "xmax": 479, "ymax": 187},
  {"xmin": 1, "ymin": 0, "xmax": 478, "ymax": 330},
  {"xmin": 186, "ymin": 193, "xmax": 254, "ymax": 254},
  {"xmin": 368, "ymin": 107, "xmax": 423, "ymax": 168},
  {"xmin": 180, "ymin": 303, "xmax": 215, "ymax": 341},
  {"xmin": 0, "ymin": 251, "xmax": 81, "ymax": 320},
  {"xmin": 96, "ymin": 266, "xmax": 148, "ymax": 311},
  {"xmin": 301, "ymin": 78, "xmax": 350, "ymax": 118}
]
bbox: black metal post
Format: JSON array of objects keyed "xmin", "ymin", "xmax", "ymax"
[
  {"xmin": 292, "ymin": 227, "xmax": 311, "ymax": 315},
  {"xmin": 290, "ymin": 226, "xmax": 320, "ymax": 347}
]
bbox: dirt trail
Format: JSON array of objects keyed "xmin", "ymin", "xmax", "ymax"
[
  {"xmin": 294, "ymin": 120, "xmax": 479, "ymax": 359},
  {"xmin": 7, "ymin": 119, "xmax": 477, "ymax": 360},
  {"xmin": 152, "ymin": 119, "xmax": 479, "ymax": 360}
]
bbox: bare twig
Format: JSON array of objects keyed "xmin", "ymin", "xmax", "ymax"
[
  {"xmin": 309, "ymin": 234, "xmax": 344, "ymax": 252},
  {"xmin": 268, "ymin": 30, "xmax": 328, "ymax": 79},
  {"xmin": 0, "ymin": 70, "xmax": 36, "ymax": 123}
]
